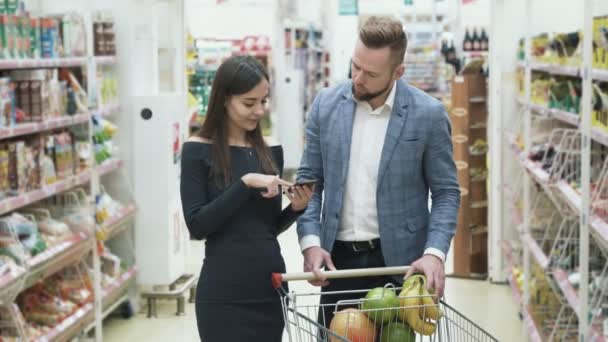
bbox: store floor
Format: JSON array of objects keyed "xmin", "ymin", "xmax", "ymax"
[{"xmin": 103, "ymin": 221, "xmax": 522, "ymax": 341}]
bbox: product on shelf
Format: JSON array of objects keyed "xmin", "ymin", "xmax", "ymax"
[
  {"xmin": 95, "ymin": 189, "xmax": 124, "ymax": 227},
  {"xmin": 4, "ymin": 68, "xmax": 89, "ymax": 125},
  {"xmin": 0, "ymin": 232, "xmax": 25, "ymax": 266},
  {"xmin": 593, "ymin": 15, "xmax": 608, "ymax": 69},
  {"xmin": 97, "ymin": 68, "xmax": 118, "ymax": 107},
  {"xmin": 15, "ymin": 264, "xmax": 92, "ymax": 337},
  {"xmin": 45, "ymin": 188, "xmax": 95, "ymax": 235},
  {"xmin": 0, "ymin": 6, "xmax": 87, "ymax": 60},
  {"xmin": 592, "ymin": 82, "xmax": 608, "ymax": 133},
  {"xmin": 462, "ymin": 27, "xmax": 489, "ymax": 53},
  {"xmin": 92, "ymin": 12, "xmax": 116, "ymax": 56},
  {"xmin": 91, "ymin": 116, "xmax": 117, "ymax": 164},
  {"xmin": 0, "ymin": 212, "xmax": 46, "ymax": 258},
  {"xmin": 520, "ymin": 31, "xmax": 582, "ymax": 66}
]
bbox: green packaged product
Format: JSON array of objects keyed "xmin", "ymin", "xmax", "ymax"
[
  {"xmin": 5, "ymin": 0, "xmax": 17, "ymax": 15},
  {"xmin": 29, "ymin": 17, "xmax": 39, "ymax": 58},
  {"xmin": 0, "ymin": 15, "xmax": 8, "ymax": 59}
]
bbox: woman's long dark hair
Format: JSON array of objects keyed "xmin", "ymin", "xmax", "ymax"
[{"xmin": 198, "ymin": 55, "xmax": 277, "ymax": 186}]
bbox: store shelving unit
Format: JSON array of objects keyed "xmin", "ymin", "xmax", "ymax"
[
  {"xmin": 0, "ymin": 7, "xmax": 136, "ymax": 342},
  {"xmin": 495, "ymin": 1, "xmax": 608, "ymax": 340}
]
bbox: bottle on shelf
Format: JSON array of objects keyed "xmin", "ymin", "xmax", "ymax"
[
  {"xmin": 463, "ymin": 28, "xmax": 472, "ymax": 52},
  {"xmin": 441, "ymin": 39, "xmax": 449, "ymax": 58},
  {"xmin": 480, "ymin": 28, "xmax": 489, "ymax": 51},
  {"xmin": 472, "ymin": 27, "xmax": 481, "ymax": 52}
]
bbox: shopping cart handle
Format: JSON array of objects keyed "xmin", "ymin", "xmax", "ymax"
[{"xmin": 271, "ymin": 266, "xmax": 411, "ymax": 289}]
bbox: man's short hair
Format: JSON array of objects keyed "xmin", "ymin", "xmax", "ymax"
[{"xmin": 359, "ymin": 16, "xmax": 408, "ymax": 67}]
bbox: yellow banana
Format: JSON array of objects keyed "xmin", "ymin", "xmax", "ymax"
[
  {"xmin": 418, "ymin": 286, "xmax": 443, "ymax": 321},
  {"xmin": 397, "ymin": 282, "xmax": 419, "ymax": 322},
  {"xmin": 398, "ymin": 278, "xmax": 437, "ymax": 336}
]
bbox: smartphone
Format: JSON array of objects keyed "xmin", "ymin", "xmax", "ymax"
[{"xmin": 294, "ymin": 179, "xmax": 317, "ymax": 188}]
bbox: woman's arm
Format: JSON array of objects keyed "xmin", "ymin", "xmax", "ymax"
[{"xmin": 180, "ymin": 147, "xmax": 254, "ymax": 240}]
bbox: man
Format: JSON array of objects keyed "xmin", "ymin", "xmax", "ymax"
[{"xmin": 296, "ymin": 16, "xmax": 460, "ymax": 328}]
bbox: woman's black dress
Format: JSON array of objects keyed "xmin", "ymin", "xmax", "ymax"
[{"xmin": 180, "ymin": 142, "xmax": 299, "ymax": 342}]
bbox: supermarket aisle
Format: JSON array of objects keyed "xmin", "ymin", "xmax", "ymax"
[{"xmin": 103, "ymin": 218, "xmax": 521, "ymax": 341}]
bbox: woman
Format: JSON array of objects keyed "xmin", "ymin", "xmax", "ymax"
[{"xmin": 180, "ymin": 55, "xmax": 313, "ymax": 341}]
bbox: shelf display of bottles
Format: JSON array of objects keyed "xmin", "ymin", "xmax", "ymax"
[
  {"xmin": 463, "ymin": 27, "xmax": 489, "ymax": 53},
  {"xmin": 593, "ymin": 15, "xmax": 608, "ymax": 70},
  {"xmin": 0, "ymin": 7, "xmax": 87, "ymax": 60}
]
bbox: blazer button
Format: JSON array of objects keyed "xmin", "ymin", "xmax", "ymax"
[{"xmin": 335, "ymin": 213, "xmax": 340, "ymax": 220}]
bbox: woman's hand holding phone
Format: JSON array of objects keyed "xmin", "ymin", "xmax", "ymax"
[
  {"xmin": 284, "ymin": 179, "xmax": 316, "ymax": 211},
  {"xmin": 241, "ymin": 173, "xmax": 293, "ymax": 198}
]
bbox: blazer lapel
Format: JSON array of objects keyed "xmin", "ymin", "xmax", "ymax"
[
  {"xmin": 337, "ymin": 89, "xmax": 356, "ymax": 180},
  {"xmin": 377, "ymin": 80, "xmax": 410, "ymax": 188}
]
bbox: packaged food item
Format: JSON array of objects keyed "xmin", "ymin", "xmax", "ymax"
[
  {"xmin": 0, "ymin": 145, "xmax": 9, "ymax": 197},
  {"xmin": 7, "ymin": 140, "xmax": 24, "ymax": 194}
]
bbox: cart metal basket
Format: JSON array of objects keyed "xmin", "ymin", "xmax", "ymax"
[{"xmin": 272, "ymin": 266, "xmax": 499, "ymax": 342}]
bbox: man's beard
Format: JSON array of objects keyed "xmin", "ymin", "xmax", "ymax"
[{"xmin": 352, "ymin": 81, "xmax": 392, "ymax": 102}]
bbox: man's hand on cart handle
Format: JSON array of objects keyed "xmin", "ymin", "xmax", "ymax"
[
  {"xmin": 404, "ymin": 254, "xmax": 445, "ymax": 300},
  {"xmin": 303, "ymin": 246, "xmax": 336, "ymax": 287}
]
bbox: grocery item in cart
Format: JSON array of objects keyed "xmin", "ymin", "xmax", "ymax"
[
  {"xmin": 329, "ymin": 308, "xmax": 377, "ymax": 342},
  {"xmin": 274, "ymin": 266, "xmax": 498, "ymax": 342}
]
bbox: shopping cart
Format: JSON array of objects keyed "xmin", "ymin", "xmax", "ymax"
[{"xmin": 271, "ymin": 266, "xmax": 499, "ymax": 342}]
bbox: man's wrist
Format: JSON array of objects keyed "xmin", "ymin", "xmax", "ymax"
[
  {"xmin": 299, "ymin": 235, "xmax": 321, "ymax": 253},
  {"xmin": 424, "ymin": 247, "xmax": 446, "ymax": 263}
]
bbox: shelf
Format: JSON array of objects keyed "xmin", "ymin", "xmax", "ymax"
[
  {"xmin": 528, "ymin": 103, "xmax": 579, "ymax": 126},
  {"xmin": 592, "ymin": 68, "xmax": 608, "ymax": 82},
  {"xmin": 24, "ymin": 232, "xmax": 93, "ymax": 290},
  {"xmin": 528, "ymin": 104, "xmax": 552, "ymax": 118},
  {"xmin": 470, "ymin": 226, "xmax": 488, "ymax": 235},
  {"xmin": 0, "ymin": 266, "xmax": 26, "ymax": 302},
  {"xmin": 471, "ymin": 201, "xmax": 488, "ymax": 209},
  {"xmin": 522, "ymin": 159, "xmax": 550, "ymax": 184},
  {"xmin": 552, "ymin": 268, "xmax": 580, "ymax": 317},
  {"xmin": 555, "ymin": 180, "xmax": 608, "ymax": 248},
  {"xmin": 523, "ymin": 233, "xmax": 550, "ymax": 269},
  {"xmin": 0, "ymin": 113, "xmax": 90, "ymax": 140},
  {"xmin": 523, "ymin": 307, "xmax": 544, "ymax": 342},
  {"xmin": 591, "ymin": 127, "xmax": 608, "ymax": 147},
  {"xmin": 101, "ymin": 266, "xmax": 137, "ymax": 306},
  {"xmin": 550, "ymin": 109, "xmax": 579, "ymax": 126},
  {"xmin": 97, "ymin": 159, "xmax": 124, "ymax": 177},
  {"xmin": 36, "ymin": 302, "xmax": 94, "ymax": 342},
  {"xmin": 94, "ymin": 103, "xmax": 121, "ymax": 118},
  {"xmin": 462, "ymin": 51, "xmax": 489, "ymax": 58},
  {"xmin": 0, "ymin": 57, "xmax": 87, "ymax": 70},
  {"xmin": 0, "ymin": 171, "xmax": 93, "ymax": 216},
  {"xmin": 529, "ymin": 62, "xmax": 580, "ymax": 77},
  {"xmin": 469, "ymin": 96, "xmax": 487, "ymax": 103},
  {"xmin": 99, "ymin": 204, "xmax": 136, "ymax": 241},
  {"xmin": 590, "ymin": 217, "xmax": 608, "ymax": 250},
  {"xmin": 94, "ymin": 56, "xmax": 118, "ymax": 65}
]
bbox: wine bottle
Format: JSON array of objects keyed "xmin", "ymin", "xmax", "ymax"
[
  {"xmin": 480, "ymin": 28, "xmax": 489, "ymax": 51},
  {"xmin": 441, "ymin": 39, "xmax": 448, "ymax": 58},
  {"xmin": 472, "ymin": 28, "xmax": 481, "ymax": 51},
  {"xmin": 463, "ymin": 28, "xmax": 472, "ymax": 52}
]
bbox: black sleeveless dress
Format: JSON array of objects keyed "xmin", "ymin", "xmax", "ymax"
[{"xmin": 180, "ymin": 142, "xmax": 299, "ymax": 342}]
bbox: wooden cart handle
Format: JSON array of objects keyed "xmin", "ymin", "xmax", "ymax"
[{"xmin": 272, "ymin": 266, "xmax": 411, "ymax": 289}]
